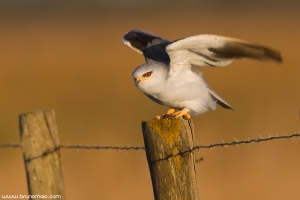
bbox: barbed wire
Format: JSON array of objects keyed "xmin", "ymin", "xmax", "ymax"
[
  {"xmin": 60, "ymin": 144, "xmax": 145, "ymax": 151},
  {"xmin": 1, "ymin": 132, "xmax": 299, "ymax": 152},
  {"xmin": 153, "ymin": 132, "xmax": 300, "ymax": 162},
  {"xmin": 193, "ymin": 132, "xmax": 300, "ymax": 150},
  {"xmin": 0, "ymin": 143, "xmax": 22, "ymax": 148}
]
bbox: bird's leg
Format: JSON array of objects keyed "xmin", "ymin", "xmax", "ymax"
[{"xmin": 172, "ymin": 108, "xmax": 191, "ymax": 119}]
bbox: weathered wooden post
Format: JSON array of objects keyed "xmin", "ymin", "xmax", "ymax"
[
  {"xmin": 19, "ymin": 110, "xmax": 66, "ymax": 200},
  {"xmin": 142, "ymin": 117, "xmax": 200, "ymax": 200}
]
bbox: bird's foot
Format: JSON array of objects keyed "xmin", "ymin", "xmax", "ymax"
[
  {"xmin": 173, "ymin": 109, "xmax": 191, "ymax": 119},
  {"xmin": 156, "ymin": 108, "xmax": 176, "ymax": 119},
  {"xmin": 156, "ymin": 108, "xmax": 191, "ymax": 119}
]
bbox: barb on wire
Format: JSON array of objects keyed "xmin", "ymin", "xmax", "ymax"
[{"xmin": 1, "ymin": 132, "xmax": 299, "ymax": 152}]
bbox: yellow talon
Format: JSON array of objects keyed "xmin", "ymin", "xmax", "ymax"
[
  {"xmin": 173, "ymin": 109, "xmax": 191, "ymax": 119},
  {"xmin": 166, "ymin": 108, "xmax": 175, "ymax": 114},
  {"xmin": 156, "ymin": 108, "xmax": 190, "ymax": 120}
]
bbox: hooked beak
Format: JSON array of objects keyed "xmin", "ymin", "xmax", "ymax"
[{"xmin": 134, "ymin": 76, "xmax": 143, "ymax": 85}]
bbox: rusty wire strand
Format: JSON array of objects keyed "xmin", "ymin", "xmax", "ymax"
[
  {"xmin": 0, "ymin": 143, "xmax": 22, "ymax": 148},
  {"xmin": 1, "ymin": 132, "xmax": 299, "ymax": 152},
  {"xmin": 193, "ymin": 132, "xmax": 300, "ymax": 150},
  {"xmin": 60, "ymin": 144, "xmax": 145, "ymax": 151}
]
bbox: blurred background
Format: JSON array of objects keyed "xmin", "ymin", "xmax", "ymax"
[{"xmin": 0, "ymin": 0, "xmax": 300, "ymax": 199}]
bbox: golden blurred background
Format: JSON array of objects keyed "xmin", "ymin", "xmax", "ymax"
[{"xmin": 0, "ymin": 1, "xmax": 300, "ymax": 199}]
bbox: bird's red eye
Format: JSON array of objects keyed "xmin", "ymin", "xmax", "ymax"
[{"xmin": 143, "ymin": 71, "xmax": 152, "ymax": 77}]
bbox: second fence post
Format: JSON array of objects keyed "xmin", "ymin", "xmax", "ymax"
[
  {"xmin": 142, "ymin": 117, "xmax": 200, "ymax": 200},
  {"xmin": 19, "ymin": 110, "xmax": 66, "ymax": 200}
]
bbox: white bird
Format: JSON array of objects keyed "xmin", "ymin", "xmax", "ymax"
[{"xmin": 123, "ymin": 30, "xmax": 282, "ymax": 118}]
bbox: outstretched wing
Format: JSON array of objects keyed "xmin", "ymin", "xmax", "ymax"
[
  {"xmin": 166, "ymin": 34, "xmax": 282, "ymax": 110},
  {"xmin": 166, "ymin": 34, "xmax": 282, "ymax": 68}
]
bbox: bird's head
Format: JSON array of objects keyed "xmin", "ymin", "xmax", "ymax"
[{"xmin": 132, "ymin": 62, "xmax": 167, "ymax": 90}]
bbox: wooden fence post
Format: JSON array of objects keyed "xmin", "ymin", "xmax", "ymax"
[
  {"xmin": 19, "ymin": 110, "xmax": 66, "ymax": 200},
  {"xmin": 142, "ymin": 117, "xmax": 200, "ymax": 200}
]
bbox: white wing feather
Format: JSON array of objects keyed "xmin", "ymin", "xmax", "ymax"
[{"xmin": 166, "ymin": 34, "xmax": 282, "ymax": 68}]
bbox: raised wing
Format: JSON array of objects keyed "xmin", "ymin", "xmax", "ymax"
[
  {"xmin": 166, "ymin": 34, "xmax": 282, "ymax": 68},
  {"xmin": 122, "ymin": 30, "xmax": 169, "ymax": 54}
]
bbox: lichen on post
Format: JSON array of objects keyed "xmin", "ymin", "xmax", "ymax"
[{"xmin": 142, "ymin": 117, "xmax": 200, "ymax": 200}]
